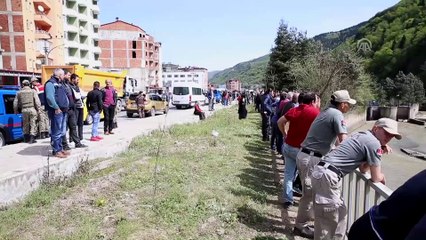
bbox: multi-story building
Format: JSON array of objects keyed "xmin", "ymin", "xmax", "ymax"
[
  {"xmin": 227, "ymin": 79, "xmax": 241, "ymax": 92},
  {"xmin": 162, "ymin": 64, "xmax": 208, "ymax": 90},
  {"xmin": 0, "ymin": 0, "xmax": 65, "ymax": 72},
  {"xmin": 62, "ymin": 0, "xmax": 101, "ymax": 68},
  {"xmin": 99, "ymin": 18, "xmax": 162, "ymax": 90}
]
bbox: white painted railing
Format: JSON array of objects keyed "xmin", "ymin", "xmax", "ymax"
[{"xmin": 342, "ymin": 169, "xmax": 393, "ymax": 231}]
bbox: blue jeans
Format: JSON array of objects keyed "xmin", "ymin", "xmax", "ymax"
[
  {"xmin": 282, "ymin": 143, "xmax": 300, "ymax": 203},
  {"xmin": 48, "ymin": 110, "xmax": 66, "ymax": 154},
  {"xmin": 90, "ymin": 111, "xmax": 100, "ymax": 137}
]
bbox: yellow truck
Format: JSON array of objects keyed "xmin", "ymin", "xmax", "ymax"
[{"xmin": 41, "ymin": 65, "xmax": 127, "ymax": 124}]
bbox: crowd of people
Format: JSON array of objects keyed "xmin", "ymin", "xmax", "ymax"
[
  {"xmin": 13, "ymin": 68, "xmax": 120, "ymax": 158},
  {"xmin": 254, "ymin": 88, "xmax": 426, "ymax": 240}
]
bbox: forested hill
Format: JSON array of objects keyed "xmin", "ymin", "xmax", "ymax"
[
  {"xmin": 210, "ymin": 0, "xmax": 426, "ymax": 86},
  {"xmin": 312, "ymin": 21, "xmax": 367, "ymax": 50},
  {"xmin": 352, "ymin": 0, "xmax": 426, "ymax": 82},
  {"xmin": 209, "ymin": 55, "xmax": 269, "ymax": 86}
]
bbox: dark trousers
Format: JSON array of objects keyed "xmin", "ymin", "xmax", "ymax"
[
  {"xmin": 261, "ymin": 112, "xmax": 269, "ymax": 141},
  {"xmin": 103, "ymin": 105, "xmax": 115, "ymax": 133},
  {"xmin": 194, "ymin": 111, "xmax": 205, "ymax": 120},
  {"xmin": 276, "ymin": 126, "xmax": 283, "ymax": 153},
  {"xmin": 270, "ymin": 121, "xmax": 278, "ymax": 150},
  {"xmin": 75, "ymin": 108, "xmax": 84, "ymax": 140},
  {"xmin": 348, "ymin": 211, "xmax": 380, "ymax": 240},
  {"xmin": 66, "ymin": 108, "xmax": 80, "ymax": 145}
]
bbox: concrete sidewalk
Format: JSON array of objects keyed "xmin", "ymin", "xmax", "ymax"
[{"xmin": 0, "ymin": 104, "xmax": 226, "ymax": 205}]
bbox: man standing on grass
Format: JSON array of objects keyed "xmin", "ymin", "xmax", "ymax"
[
  {"xmin": 293, "ymin": 90, "xmax": 356, "ymax": 239},
  {"xmin": 278, "ymin": 92, "xmax": 320, "ymax": 209}
]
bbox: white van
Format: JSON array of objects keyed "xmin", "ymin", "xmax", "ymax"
[{"xmin": 172, "ymin": 83, "xmax": 206, "ymax": 109}]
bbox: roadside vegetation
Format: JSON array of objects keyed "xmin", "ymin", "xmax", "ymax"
[{"xmin": 0, "ymin": 107, "xmax": 290, "ymax": 240}]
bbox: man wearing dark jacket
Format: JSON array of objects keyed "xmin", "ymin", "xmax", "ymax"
[
  {"xmin": 86, "ymin": 81, "xmax": 103, "ymax": 141},
  {"xmin": 44, "ymin": 68, "xmax": 69, "ymax": 158},
  {"xmin": 62, "ymin": 71, "xmax": 86, "ymax": 149},
  {"xmin": 69, "ymin": 74, "xmax": 84, "ymax": 140}
]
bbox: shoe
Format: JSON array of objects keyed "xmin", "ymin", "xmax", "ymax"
[
  {"xmin": 23, "ymin": 134, "xmax": 29, "ymax": 143},
  {"xmin": 90, "ymin": 137, "xmax": 100, "ymax": 141},
  {"xmin": 53, "ymin": 152, "xmax": 67, "ymax": 158},
  {"xmin": 63, "ymin": 146, "xmax": 71, "ymax": 151},
  {"xmin": 293, "ymin": 226, "xmax": 314, "ymax": 239},
  {"xmin": 104, "ymin": 132, "xmax": 109, "ymax": 135},
  {"xmin": 282, "ymin": 202, "xmax": 293, "ymax": 209},
  {"xmin": 28, "ymin": 135, "xmax": 37, "ymax": 144},
  {"xmin": 62, "ymin": 150, "xmax": 71, "ymax": 155},
  {"xmin": 75, "ymin": 143, "xmax": 88, "ymax": 148},
  {"xmin": 95, "ymin": 136, "xmax": 103, "ymax": 140},
  {"xmin": 293, "ymin": 187, "xmax": 303, "ymax": 197},
  {"xmin": 108, "ymin": 131, "xmax": 114, "ymax": 134}
]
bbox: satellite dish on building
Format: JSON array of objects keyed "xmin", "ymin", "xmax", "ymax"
[{"xmin": 37, "ymin": 5, "xmax": 45, "ymax": 13}]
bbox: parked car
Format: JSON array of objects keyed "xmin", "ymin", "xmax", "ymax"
[
  {"xmin": 0, "ymin": 86, "xmax": 23, "ymax": 146},
  {"xmin": 126, "ymin": 93, "xmax": 169, "ymax": 118}
]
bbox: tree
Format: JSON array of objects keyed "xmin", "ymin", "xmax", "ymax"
[
  {"xmin": 265, "ymin": 20, "xmax": 310, "ymax": 90},
  {"xmin": 288, "ymin": 44, "xmax": 374, "ymax": 107},
  {"xmin": 381, "ymin": 71, "xmax": 425, "ymax": 105}
]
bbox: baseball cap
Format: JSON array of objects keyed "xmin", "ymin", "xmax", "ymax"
[
  {"xmin": 22, "ymin": 80, "xmax": 30, "ymax": 85},
  {"xmin": 375, "ymin": 118, "xmax": 402, "ymax": 140},
  {"xmin": 332, "ymin": 90, "xmax": 357, "ymax": 105}
]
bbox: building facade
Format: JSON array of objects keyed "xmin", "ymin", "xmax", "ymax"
[
  {"xmin": 162, "ymin": 64, "xmax": 208, "ymax": 90},
  {"xmin": 99, "ymin": 18, "xmax": 162, "ymax": 89},
  {"xmin": 226, "ymin": 79, "xmax": 241, "ymax": 92},
  {"xmin": 62, "ymin": 0, "xmax": 101, "ymax": 68},
  {"xmin": 0, "ymin": 0, "xmax": 65, "ymax": 72}
]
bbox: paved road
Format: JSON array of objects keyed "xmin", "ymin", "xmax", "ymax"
[{"xmin": 353, "ymin": 121, "xmax": 426, "ymax": 190}]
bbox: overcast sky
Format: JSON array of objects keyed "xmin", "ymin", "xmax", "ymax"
[{"xmin": 99, "ymin": 0, "xmax": 400, "ymax": 71}]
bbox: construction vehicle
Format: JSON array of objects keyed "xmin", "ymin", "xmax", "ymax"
[{"xmin": 41, "ymin": 65, "xmax": 127, "ymax": 124}]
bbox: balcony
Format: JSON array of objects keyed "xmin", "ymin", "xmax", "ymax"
[
  {"xmin": 66, "ymin": 56, "xmax": 80, "ymax": 65},
  {"xmin": 33, "ymin": 0, "xmax": 51, "ymax": 11},
  {"xmin": 92, "ymin": 46, "xmax": 101, "ymax": 53},
  {"xmin": 34, "ymin": 12, "xmax": 52, "ymax": 28},
  {"xmin": 92, "ymin": 33, "xmax": 100, "ymax": 40},
  {"xmin": 92, "ymin": 18, "xmax": 100, "ymax": 27},
  {"xmin": 65, "ymin": 40, "xmax": 79, "ymax": 49},
  {"xmin": 79, "ymin": 27, "xmax": 89, "ymax": 36},
  {"xmin": 64, "ymin": 24, "xmax": 78, "ymax": 33},
  {"xmin": 63, "ymin": 8, "xmax": 79, "ymax": 18},
  {"xmin": 35, "ymin": 29, "xmax": 51, "ymax": 40},
  {"xmin": 92, "ymin": 5, "xmax": 100, "ymax": 13},
  {"xmin": 93, "ymin": 60, "xmax": 102, "ymax": 67}
]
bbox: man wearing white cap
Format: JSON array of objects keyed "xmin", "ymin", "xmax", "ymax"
[
  {"xmin": 311, "ymin": 118, "xmax": 402, "ymax": 240},
  {"xmin": 293, "ymin": 90, "xmax": 357, "ymax": 238}
]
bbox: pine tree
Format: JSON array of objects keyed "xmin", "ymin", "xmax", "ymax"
[{"xmin": 265, "ymin": 20, "xmax": 309, "ymax": 90}]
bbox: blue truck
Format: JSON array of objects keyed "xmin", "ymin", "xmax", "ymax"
[{"xmin": 0, "ymin": 86, "xmax": 23, "ymax": 146}]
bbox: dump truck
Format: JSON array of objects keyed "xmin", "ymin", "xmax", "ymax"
[{"xmin": 41, "ymin": 65, "xmax": 127, "ymax": 124}]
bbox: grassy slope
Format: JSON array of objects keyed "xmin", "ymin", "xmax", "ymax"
[{"xmin": 0, "ymin": 107, "xmax": 291, "ymax": 240}]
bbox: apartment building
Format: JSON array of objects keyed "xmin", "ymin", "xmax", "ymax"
[
  {"xmin": 99, "ymin": 18, "xmax": 162, "ymax": 89},
  {"xmin": 226, "ymin": 79, "xmax": 241, "ymax": 92},
  {"xmin": 0, "ymin": 0, "xmax": 65, "ymax": 71},
  {"xmin": 63, "ymin": 0, "xmax": 101, "ymax": 68},
  {"xmin": 162, "ymin": 64, "xmax": 208, "ymax": 90}
]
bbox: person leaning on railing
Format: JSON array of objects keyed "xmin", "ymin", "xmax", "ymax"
[
  {"xmin": 311, "ymin": 118, "xmax": 402, "ymax": 240},
  {"xmin": 348, "ymin": 169, "xmax": 426, "ymax": 240}
]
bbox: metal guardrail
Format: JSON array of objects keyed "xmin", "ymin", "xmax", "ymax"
[{"xmin": 342, "ymin": 169, "xmax": 393, "ymax": 231}]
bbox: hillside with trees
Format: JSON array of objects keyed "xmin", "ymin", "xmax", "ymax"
[
  {"xmin": 211, "ymin": 0, "xmax": 426, "ymax": 104},
  {"xmin": 209, "ymin": 55, "xmax": 269, "ymax": 87}
]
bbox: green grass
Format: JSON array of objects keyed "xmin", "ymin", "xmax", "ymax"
[{"xmin": 0, "ymin": 106, "xmax": 289, "ymax": 240}]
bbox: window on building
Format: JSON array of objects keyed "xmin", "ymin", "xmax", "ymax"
[
  {"xmin": 195, "ymin": 74, "xmax": 199, "ymax": 77},
  {"xmin": 162, "ymin": 75, "xmax": 165, "ymax": 78},
  {"xmin": 139, "ymin": 33, "xmax": 142, "ymax": 38},
  {"xmin": 167, "ymin": 75, "xmax": 172, "ymax": 78},
  {"xmin": 174, "ymin": 75, "xmax": 178, "ymax": 78},
  {"xmin": 180, "ymin": 75, "xmax": 185, "ymax": 78},
  {"xmin": 187, "ymin": 75, "xmax": 192, "ymax": 78},
  {"xmin": 132, "ymin": 51, "xmax": 136, "ymax": 58},
  {"xmin": 132, "ymin": 41, "xmax": 136, "ymax": 49}
]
